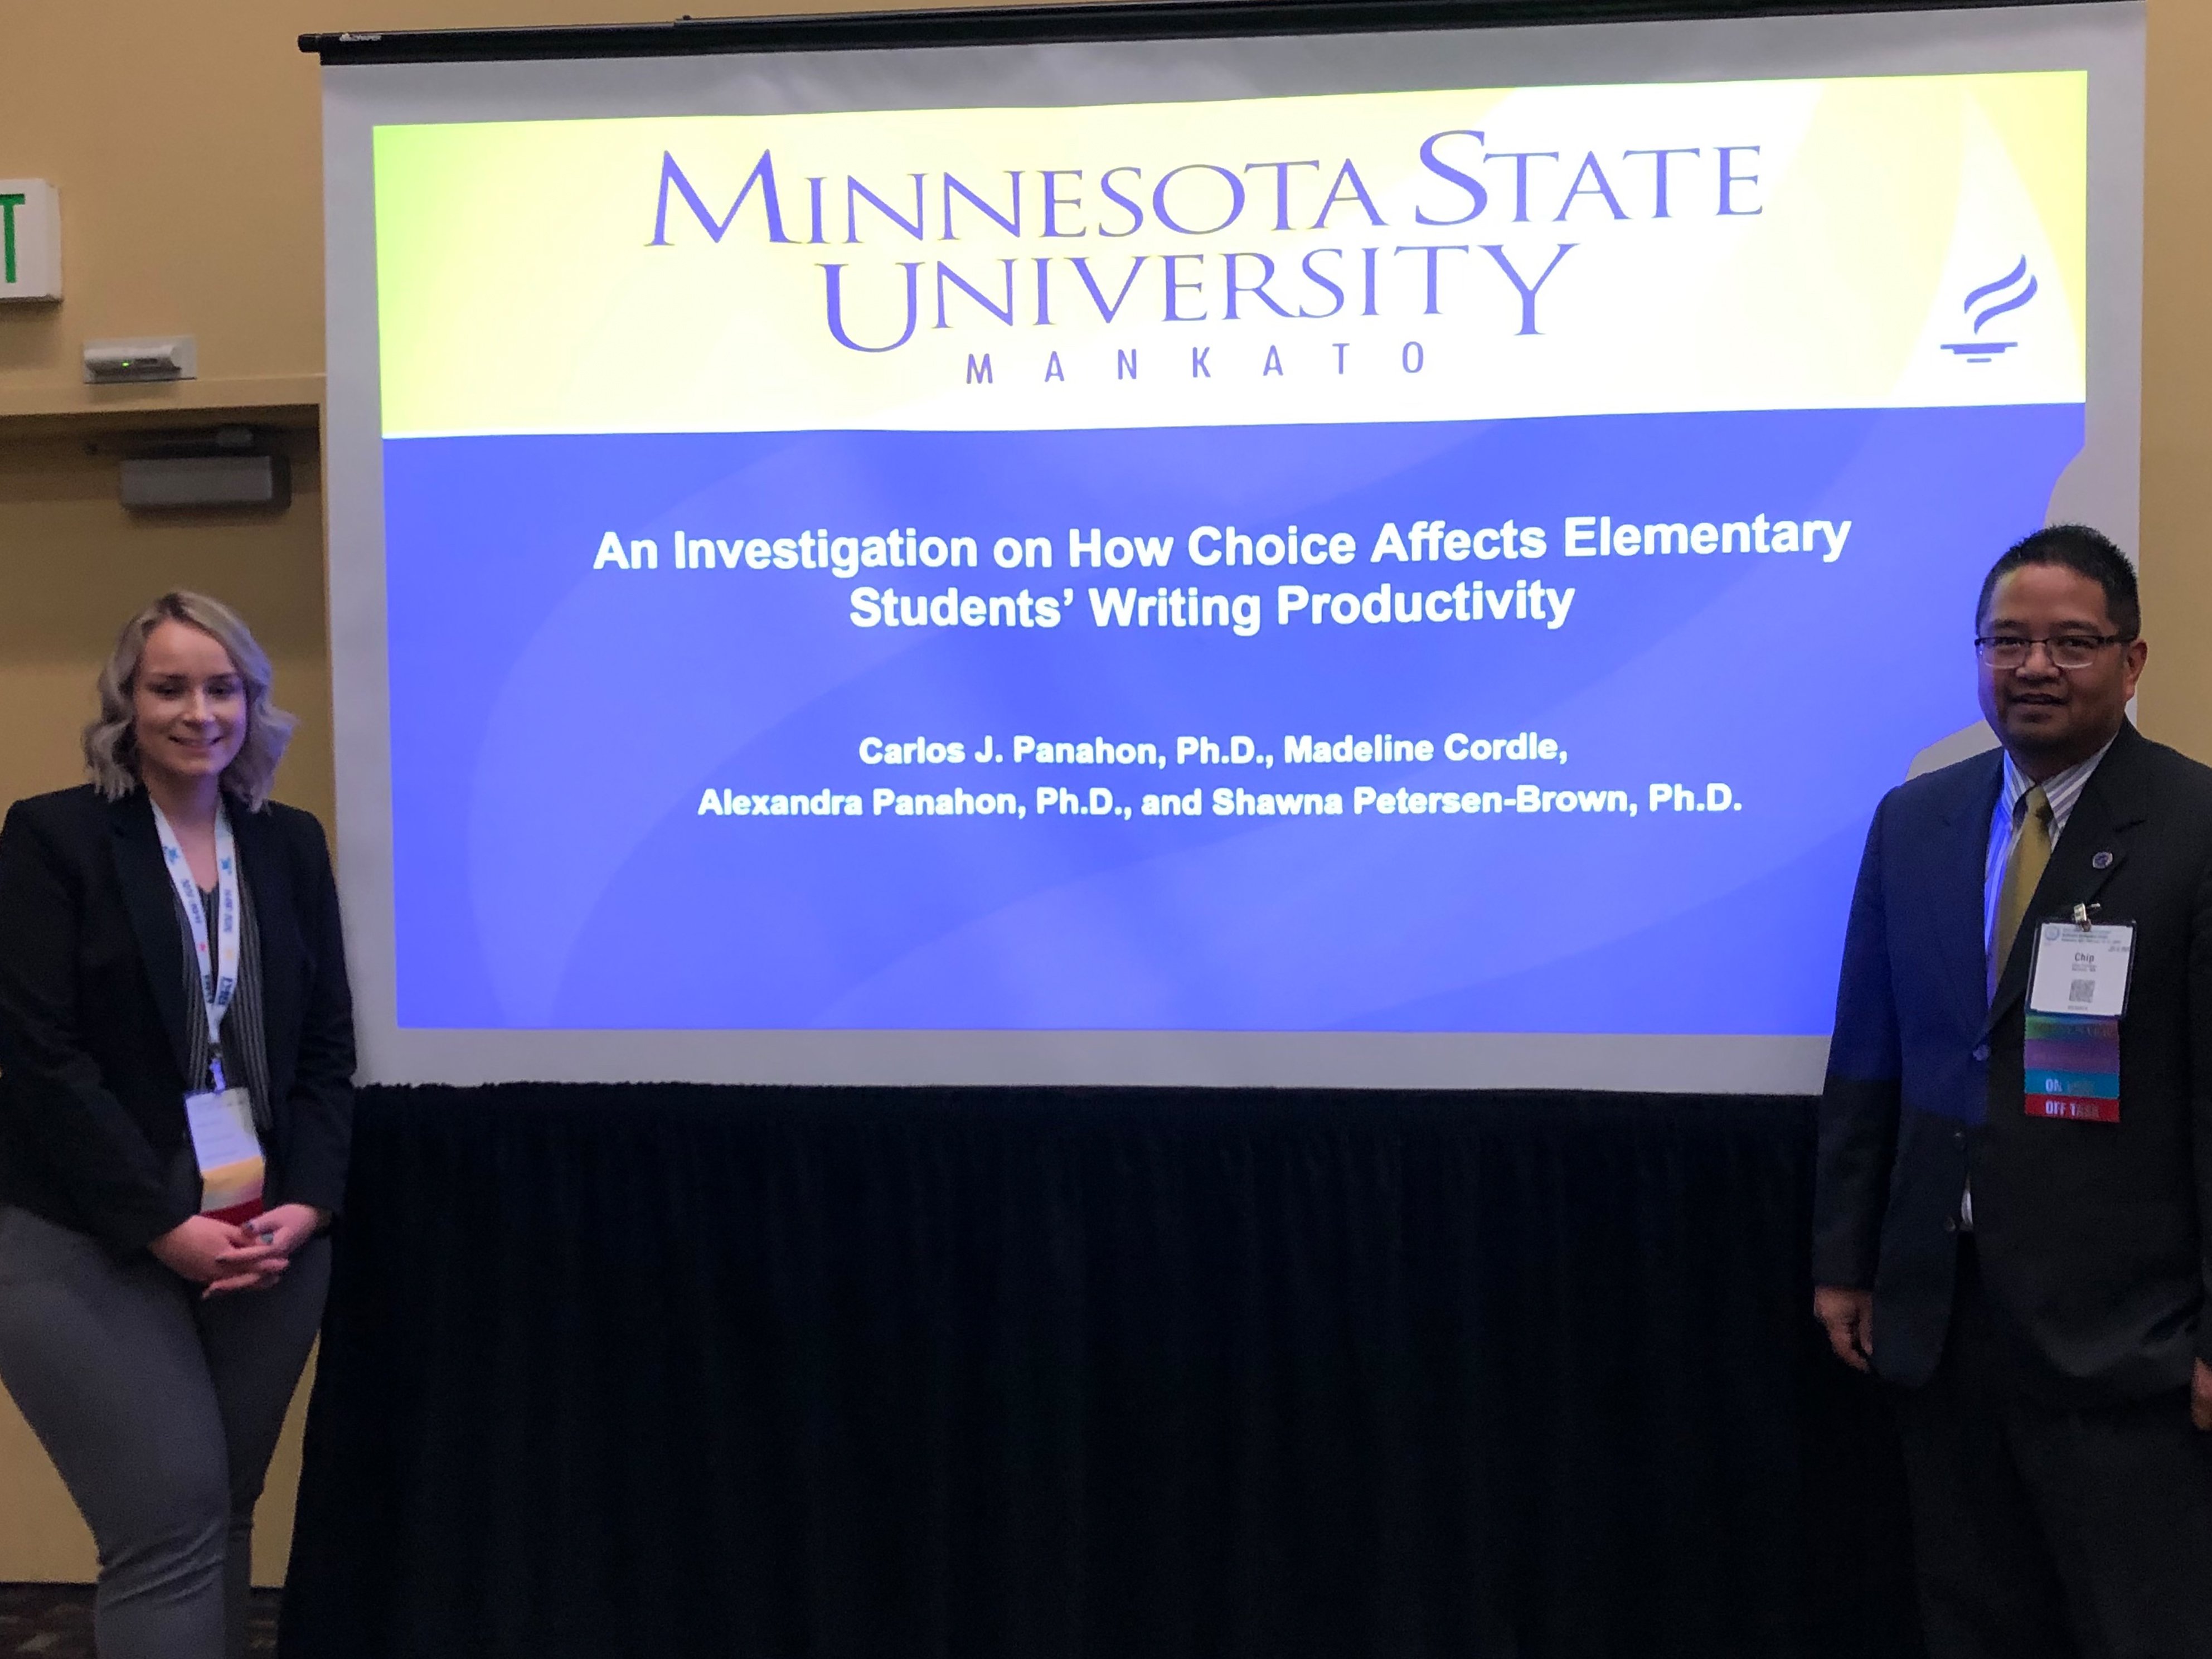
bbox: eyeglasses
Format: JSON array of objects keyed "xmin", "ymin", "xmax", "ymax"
[{"xmin": 1974, "ymin": 632, "xmax": 2135, "ymax": 671}]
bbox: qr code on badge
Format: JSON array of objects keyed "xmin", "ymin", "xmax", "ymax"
[{"xmin": 2070, "ymin": 979, "xmax": 2097, "ymax": 1002}]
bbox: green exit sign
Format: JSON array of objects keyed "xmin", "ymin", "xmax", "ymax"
[{"xmin": 0, "ymin": 180, "xmax": 62, "ymax": 302}]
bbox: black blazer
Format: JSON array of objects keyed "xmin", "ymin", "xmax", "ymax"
[
  {"xmin": 0, "ymin": 784, "xmax": 355, "ymax": 1255},
  {"xmin": 1815, "ymin": 721, "xmax": 2212, "ymax": 1403}
]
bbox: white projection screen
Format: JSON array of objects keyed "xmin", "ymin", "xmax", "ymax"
[{"xmin": 314, "ymin": 1, "xmax": 2146, "ymax": 1090}]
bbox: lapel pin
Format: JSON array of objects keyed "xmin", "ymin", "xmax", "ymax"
[{"xmin": 2092, "ymin": 851, "xmax": 2114, "ymax": 870}]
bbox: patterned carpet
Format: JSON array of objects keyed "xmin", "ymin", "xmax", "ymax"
[{"xmin": 0, "ymin": 1583, "xmax": 280, "ymax": 1655}]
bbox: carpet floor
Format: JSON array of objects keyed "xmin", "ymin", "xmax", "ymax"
[{"xmin": 0, "ymin": 1583, "xmax": 280, "ymax": 1656}]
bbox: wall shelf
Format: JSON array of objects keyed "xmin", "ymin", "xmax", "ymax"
[{"xmin": 0, "ymin": 374, "xmax": 324, "ymax": 425}]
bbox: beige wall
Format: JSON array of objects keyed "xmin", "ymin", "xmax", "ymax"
[
  {"xmin": 1, "ymin": 0, "xmax": 2208, "ymax": 1587},
  {"xmin": 2140, "ymin": 0, "xmax": 2212, "ymax": 735}
]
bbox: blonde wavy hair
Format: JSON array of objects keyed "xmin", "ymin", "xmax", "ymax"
[{"xmin": 84, "ymin": 592, "xmax": 296, "ymax": 811}]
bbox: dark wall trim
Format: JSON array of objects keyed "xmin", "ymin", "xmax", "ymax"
[{"xmin": 301, "ymin": 0, "xmax": 2120, "ymax": 66}]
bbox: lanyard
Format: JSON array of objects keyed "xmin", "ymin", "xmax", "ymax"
[{"xmin": 149, "ymin": 799, "xmax": 240, "ymax": 1093}]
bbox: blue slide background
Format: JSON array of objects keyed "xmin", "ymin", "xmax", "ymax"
[{"xmin": 381, "ymin": 404, "xmax": 2082, "ymax": 1033}]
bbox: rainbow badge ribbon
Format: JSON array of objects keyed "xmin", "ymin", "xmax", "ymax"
[{"xmin": 2024, "ymin": 1012, "xmax": 2119, "ymax": 1124}]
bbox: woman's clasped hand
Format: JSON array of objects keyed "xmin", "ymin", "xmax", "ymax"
[{"xmin": 148, "ymin": 1203, "xmax": 326, "ymax": 1297}]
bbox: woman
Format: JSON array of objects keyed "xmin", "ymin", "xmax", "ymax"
[{"xmin": 0, "ymin": 593, "xmax": 353, "ymax": 1659}]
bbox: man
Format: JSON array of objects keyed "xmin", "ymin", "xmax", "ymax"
[{"xmin": 1815, "ymin": 524, "xmax": 2212, "ymax": 1658}]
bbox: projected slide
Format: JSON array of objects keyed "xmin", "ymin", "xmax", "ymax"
[{"xmin": 369, "ymin": 71, "xmax": 2085, "ymax": 1035}]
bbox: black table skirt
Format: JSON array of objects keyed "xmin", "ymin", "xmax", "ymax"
[{"xmin": 280, "ymin": 1085, "xmax": 1919, "ymax": 1659}]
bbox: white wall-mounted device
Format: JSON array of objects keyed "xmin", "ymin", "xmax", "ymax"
[{"xmin": 83, "ymin": 336, "xmax": 197, "ymax": 384}]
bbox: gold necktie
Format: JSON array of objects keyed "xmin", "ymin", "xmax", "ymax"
[{"xmin": 1993, "ymin": 784, "xmax": 2054, "ymax": 976}]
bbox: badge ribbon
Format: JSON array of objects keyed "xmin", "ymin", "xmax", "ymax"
[{"xmin": 2024, "ymin": 1011, "xmax": 2121, "ymax": 1123}]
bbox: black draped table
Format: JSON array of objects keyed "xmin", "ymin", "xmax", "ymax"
[{"xmin": 280, "ymin": 1086, "xmax": 1919, "ymax": 1658}]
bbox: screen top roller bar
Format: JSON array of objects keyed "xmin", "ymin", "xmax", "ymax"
[{"xmin": 300, "ymin": 0, "xmax": 2121, "ymax": 65}]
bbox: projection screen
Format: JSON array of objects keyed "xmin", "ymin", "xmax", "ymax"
[{"xmin": 312, "ymin": 0, "xmax": 2145, "ymax": 1090}]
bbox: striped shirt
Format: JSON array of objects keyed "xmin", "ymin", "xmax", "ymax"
[
  {"xmin": 178, "ymin": 865, "xmax": 274, "ymax": 1134},
  {"xmin": 1981, "ymin": 735, "xmax": 2116, "ymax": 968}
]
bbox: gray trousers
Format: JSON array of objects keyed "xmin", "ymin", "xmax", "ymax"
[{"xmin": 0, "ymin": 1202, "xmax": 329, "ymax": 1659}]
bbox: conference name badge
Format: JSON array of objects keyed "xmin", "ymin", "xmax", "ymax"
[
  {"xmin": 2022, "ymin": 918, "xmax": 2133, "ymax": 1124},
  {"xmin": 185, "ymin": 1087, "xmax": 266, "ymax": 1219}
]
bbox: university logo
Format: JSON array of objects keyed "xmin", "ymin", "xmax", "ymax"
[{"xmin": 1941, "ymin": 257, "xmax": 2036, "ymax": 363}]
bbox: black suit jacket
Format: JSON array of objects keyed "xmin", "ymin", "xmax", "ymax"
[
  {"xmin": 1815, "ymin": 720, "xmax": 2212, "ymax": 1402},
  {"xmin": 0, "ymin": 784, "xmax": 355, "ymax": 1255}
]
